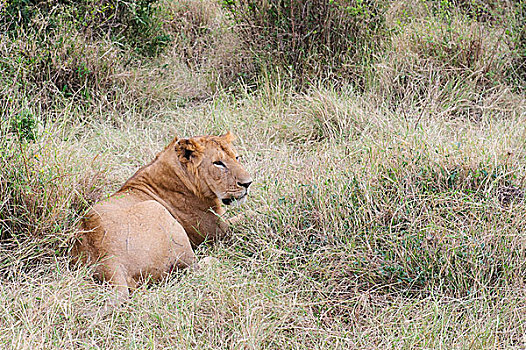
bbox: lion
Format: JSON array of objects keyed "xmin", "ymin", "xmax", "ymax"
[{"xmin": 72, "ymin": 131, "xmax": 252, "ymax": 306}]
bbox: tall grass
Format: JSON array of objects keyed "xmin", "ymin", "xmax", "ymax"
[
  {"xmin": 1, "ymin": 0, "xmax": 525, "ymax": 348},
  {"xmin": 223, "ymin": 0, "xmax": 388, "ymax": 88},
  {"xmin": 374, "ymin": 0, "xmax": 524, "ymax": 118}
]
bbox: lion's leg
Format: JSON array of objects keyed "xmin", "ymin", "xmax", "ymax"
[
  {"xmin": 226, "ymin": 212, "xmax": 245, "ymax": 226},
  {"xmin": 222, "ymin": 207, "xmax": 259, "ymax": 227},
  {"xmin": 180, "ymin": 250, "xmax": 198, "ymax": 268},
  {"xmin": 102, "ymin": 264, "xmax": 131, "ymax": 311},
  {"xmin": 170, "ymin": 246, "xmax": 199, "ymax": 272},
  {"xmin": 194, "ymin": 256, "xmax": 219, "ymax": 270}
]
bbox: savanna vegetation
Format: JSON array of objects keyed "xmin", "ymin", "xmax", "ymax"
[{"xmin": 0, "ymin": 0, "xmax": 525, "ymax": 348}]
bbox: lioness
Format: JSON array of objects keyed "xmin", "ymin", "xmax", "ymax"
[{"xmin": 73, "ymin": 131, "xmax": 252, "ymax": 305}]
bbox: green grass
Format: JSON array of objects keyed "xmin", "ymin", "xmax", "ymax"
[{"xmin": 1, "ymin": 0, "xmax": 526, "ymax": 348}]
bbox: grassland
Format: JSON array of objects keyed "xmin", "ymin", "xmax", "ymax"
[{"xmin": 1, "ymin": 0, "xmax": 525, "ymax": 348}]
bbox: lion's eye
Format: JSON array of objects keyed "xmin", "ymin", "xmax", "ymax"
[
  {"xmin": 236, "ymin": 155, "xmax": 242, "ymax": 161},
  {"xmin": 213, "ymin": 161, "xmax": 226, "ymax": 168}
]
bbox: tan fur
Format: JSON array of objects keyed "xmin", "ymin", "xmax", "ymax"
[{"xmin": 72, "ymin": 132, "xmax": 252, "ymax": 306}]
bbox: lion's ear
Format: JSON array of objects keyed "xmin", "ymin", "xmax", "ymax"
[
  {"xmin": 221, "ymin": 131, "xmax": 236, "ymax": 143},
  {"xmin": 175, "ymin": 138, "xmax": 204, "ymax": 162}
]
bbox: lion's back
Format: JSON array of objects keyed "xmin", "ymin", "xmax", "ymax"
[{"xmin": 72, "ymin": 195, "xmax": 194, "ymax": 281}]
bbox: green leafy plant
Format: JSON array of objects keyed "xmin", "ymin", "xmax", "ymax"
[{"xmin": 10, "ymin": 110, "xmax": 37, "ymax": 142}]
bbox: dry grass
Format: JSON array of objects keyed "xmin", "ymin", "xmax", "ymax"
[
  {"xmin": 2, "ymin": 81, "xmax": 525, "ymax": 348},
  {"xmin": 1, "ymin": 0, "xmax": 526, "ymax": 348},
  {"xmin": 158, "ymin": 0, "xmax": 255, "ymax": 96}
]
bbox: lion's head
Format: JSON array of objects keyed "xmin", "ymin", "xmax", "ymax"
[{"xmin": 174, "ymin": 131, "xmax": 252, "ymax": 205}]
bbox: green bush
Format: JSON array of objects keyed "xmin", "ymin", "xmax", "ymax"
[
  {"xmin": 0, "ymin": 0, "xmax": 171, "ymax": 110},
  {"xmin": 222, "ymin": 0, "xmax": 388, "ymax": 88}
]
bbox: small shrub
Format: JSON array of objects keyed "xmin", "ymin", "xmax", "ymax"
[
  {"xmin": 117, "ymin": 0, "xmax": 173, "ymax": 56},
  {"xmin": 375, "ymin": 2, "xmax": 519, "ymax": 116},
  {"xmin": 10, "ymin": 110, "xmax": 38, "ymax": 142},
  {"xmin": 431, "ymin": 0, "xmax": 514, "ymax": 23},
  {"xmin": 0, "ymin": 125, "xmax": 106, "ymax": 273}
]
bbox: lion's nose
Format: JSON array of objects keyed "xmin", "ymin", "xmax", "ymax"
[{"xmin": 238, "ymin": 180, "xmax": 252, "ymax": 189}]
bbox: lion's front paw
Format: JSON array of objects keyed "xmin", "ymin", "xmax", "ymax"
[{"xmin": 192, "ymin": 256, "xmax": 220, "ymax": 271}]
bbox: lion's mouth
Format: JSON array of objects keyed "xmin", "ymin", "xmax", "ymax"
[{"xmin": 222, "ymin": 193, "xmax": 247, "ymax": 206}]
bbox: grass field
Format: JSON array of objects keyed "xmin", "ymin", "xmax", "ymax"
[{"xmin": 1, "ymin": 0, "xmax": 525, "ymax": 348}]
